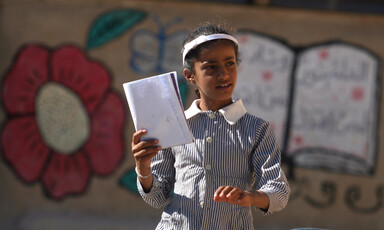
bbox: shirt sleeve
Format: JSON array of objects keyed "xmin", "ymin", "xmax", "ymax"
[
  {"xmin": 137, "ymin": 147, "xmax": 176, "ymax": 209},
  {"xmin": 252, "ymin": 121, "xmax": 290, "ymax": 215}
]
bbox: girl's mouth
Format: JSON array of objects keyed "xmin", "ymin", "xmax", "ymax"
[{"xmin": 217, "ymin": 83, "xmax": 231, "ymax": 89}]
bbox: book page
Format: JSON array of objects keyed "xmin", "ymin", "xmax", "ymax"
[
  {"xmin": 287, "ymin": 43, "xmax": 380, "ymax": 174},
  {"xmin": 123, "ymin": 72, "xmax": 193, "ymax": 149},
  {"xmin": 234, "ymin": 31, "xmax": 295, "ymax": 149}
]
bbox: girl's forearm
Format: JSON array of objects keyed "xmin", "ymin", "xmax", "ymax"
[
  {"xmin": 251, "ymin": 190, "xmax": 270, "ymax": 210},
  {"xmin": 136, "ymin": 166, "xmax": 153, "ymax": 193}
]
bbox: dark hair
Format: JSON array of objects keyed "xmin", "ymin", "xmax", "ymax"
[{"xmin": 181, "ymin": 23, "xmax": 240, "ymax": 73}]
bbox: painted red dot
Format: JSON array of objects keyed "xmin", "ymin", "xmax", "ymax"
[
  {"xmin": 318, "ymin": 49, "xmax": 329, "ymax": 60},
  {"xmin": 262, "ymin": 70, "xmax": 273, "ymax": 82},
  {"xmin": 294, "ymin": 135, "xmax": 303, "ymax": 146},
  {"xmin": 238, "ymin": 34, "xmax": 249, "ymax": 43},
  {"xmin": 351, "ymin": 86, "xmax": 364, "ymax": 101}
]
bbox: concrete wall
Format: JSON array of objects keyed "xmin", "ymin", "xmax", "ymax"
[{"xmin": 1, "ymin": 0, "xmax": 384, "ymax": 229}]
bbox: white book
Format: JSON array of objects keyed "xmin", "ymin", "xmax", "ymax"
[
  {"xmin": 235, "ymin": 31, "xmax": 380, "ymax": 175},
  {"xmin": 123, "ymin": 71, "xmax": 194, "ymax": 149}
]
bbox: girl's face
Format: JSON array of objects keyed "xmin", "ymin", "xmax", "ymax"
[{"xmin": 186, "ymin": 40, "xmax": 238, "ymax": 111}]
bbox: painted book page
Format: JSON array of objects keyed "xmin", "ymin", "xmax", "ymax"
[
  {"xmin": 234, "ymin": 31, "xmax": 295, "ymax": 149},
  {"xmin": 287, "ymin": 43, "xmax": 380, "ymax": 174}
]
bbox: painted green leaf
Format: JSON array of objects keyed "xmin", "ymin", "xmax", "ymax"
[
  {"xmin": 87, "ymin": 9, "xmax": 146, "ymax": 49},
  {"xmin": 178, "ymin": 78, "xmax": 189, "ymax": 108},
  {"xmin": 119, "ymin": 168, "xmax": 139, "ymax": 195},
  {"xmin": 119, "ymin": 168, "xmax": 174, "ymax": 197}
]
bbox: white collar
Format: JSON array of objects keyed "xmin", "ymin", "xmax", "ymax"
[{"xmin": 185, "ymin": 99, "xmax": 247, "ymax": 125}]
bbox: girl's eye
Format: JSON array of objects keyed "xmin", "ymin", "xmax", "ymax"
[
  {"xmin": 226, "ymin": 61, "xmax": 235, "ymax": 66},
  {"xmin": 205, "ymin": 65, "xmax": 216, "ymax": 70}
]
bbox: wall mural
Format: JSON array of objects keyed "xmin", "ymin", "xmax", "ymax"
[
  {"xmin": 289, "ymin": 179, "xmax": 384, "ymax": 214},
  {"xmin": 1, "ymin": 45, "xmax": 126, "ymax": 200},
  {"xmin": 128, "ymin": 14, "xmax": 189, "ymax": 107},
  {"xmin": 120, "ymin": 14, "xmax": 189, "ymax": 194},
  {"xmin": 0, "ymin": 7, "xmax": 382, "ymax": 214},
  {"xmin": 234, "ymin": 31, "xmax": 381, "ymax": 176},
  {"xmin": 129, "ymin": 15, "xmax": 188, "ymax": 75},
  {"xmin": 0, "ymin": 9, "xmax": 147, "ymax": 200},
  {"xmin": 233, "ymin": 31, "xmax": 382, "ymax": 214},
  {"xmin": 120, "ymin": 26, "xmax": 383, "ymax": 214},
  {"xmin": 233, "ymin": 32, "xmax": 294, "ymax": 152},
  {"xmin": 288, "ymin": 43, "xmax": 379, "ymax": 175}
]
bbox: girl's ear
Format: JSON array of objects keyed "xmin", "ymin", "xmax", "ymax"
[{"xmin": 184, "ymin": 69, "xmax": 195, "ymax": 84}]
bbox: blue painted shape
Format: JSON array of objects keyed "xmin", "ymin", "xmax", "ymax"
[
  {"xmin": 128, "ymin": 15, "xmax": 189, "ymax": 105},
  {"xmin": 128, "ymin": 15, "xmax": 187, "ymax": 75}
]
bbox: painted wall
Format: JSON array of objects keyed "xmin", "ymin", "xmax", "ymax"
[{"xmin": 1, "ymin": 0, "xmax": 384, "ymax": 229}]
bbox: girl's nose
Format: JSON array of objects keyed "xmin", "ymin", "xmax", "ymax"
[{"xmin": 217, "ymin": 66, "xmax": 229, "ymax": 79}]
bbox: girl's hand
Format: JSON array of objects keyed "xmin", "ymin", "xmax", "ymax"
[
  {"xmin": 131, "ymin": 129, "xmax": 161, "ymax": 174},
  {"xmin": 214, "ymin": 186, "xmax": 253, "ymax": 207},
  {"xmin": 214, "ymin": 186, "xmax": 270, "ymax": 209}
]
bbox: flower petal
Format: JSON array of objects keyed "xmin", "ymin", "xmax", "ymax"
[
  {"xmin": 50, "ymin": 45, "xmax": 110, "ymax": 113},
  {"xmin": 84, "ymin": 91, "xmax": 125, "ymax": 175},
  {"xmin": 42, "ymin": 152, "xmax": 90, "ymax": 199},
  {"xmin": 1, "ymin": 116, "xmax": 51, "ymax": 182},
  {"xmin": 2, "ymin": 45, "xmax": 49, "ymax": 114}
]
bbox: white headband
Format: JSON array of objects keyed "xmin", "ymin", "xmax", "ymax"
[{"xmin": 182, "ymin": 33, "xmax": 238, "ymax": 65}]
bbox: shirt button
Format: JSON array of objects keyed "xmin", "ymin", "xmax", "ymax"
[
  {"xmin": 208, "ymin": 113, "xmax": 216, "ymax": 119},
  {"xmin": 206, "ymin": 137, "xmax": 212, "ymax": 143},
  {"xmin": 205, "ymin": 164, "xmax": 212, "ymax": 170}
]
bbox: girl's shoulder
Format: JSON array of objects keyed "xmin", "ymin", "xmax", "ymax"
[{"xmin": 241, "ymin": 112, "xmax": 268, "ymax": 126}]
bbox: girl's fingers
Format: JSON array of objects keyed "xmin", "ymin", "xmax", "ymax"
[
  {"xmin": 132, "ymin": 129, "xmax": 147, "ymax": 145},
  {"xmin": 131, "ymin": 130, "xmax": 161, "ymax": 168},
  {"xmin": 227, "ymin": 188, "xmax": 240, "ymax": 197},
  {"xmin": 214, "ymin": 186, "xmax": 252, "ymax": 207},
  {"xmin": 214, "ymin": 186, "xmax": 235, "ymax": 202},
  {"xmin": 132, "ymin": 139, "xmax": 159, "ymax": 153},
  {"xmin": 134, "ymin": 146, "xmax": 161, "ymax": 158},
  {"xmin": 229, "ymin": 190, "xmax": 244, "ymax": 204},
  {"xmin": 214, "ymin": 186, "xmax": 244, "ymax": 204},
  {"xmin": 131, "ymin": 129, "xmax": 160, "ymax": 154},
  {"xmin": 220, "ymin": 186, "xmax": 235, "ymax": 198},
  {"xmin": 132, "ymin": 129, "xmax": 158, "ymax": 147},
  {"xmin": 214, "ymin": 186, "xmax": 226, "ymax": 199}
]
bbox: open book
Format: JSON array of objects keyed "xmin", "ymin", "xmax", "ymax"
[
  {"xmin": 123, "ymin": 71, "xmax": 194, "ymax": 149},
  {"xmin": 234, "ymin": 31, "xmax": 380, "ymax": 175}
]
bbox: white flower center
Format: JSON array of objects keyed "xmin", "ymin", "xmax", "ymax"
[{"xmin": 36, "ymin": 82, "xmax": 90, "ymax": 154}]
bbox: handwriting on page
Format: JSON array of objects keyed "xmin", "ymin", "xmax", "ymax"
[
  {"xmin": 234, "ymin": 33, "xmax": 295, "ymax": 149},
  {"xmin": 235, "ymin": 31, "xmax": 380, "ymax": 175},
  {"xmin": 290, "ymin": 44, "xmax": 376, "ymax": 155},
  {"xmin": 123, "ymin": 72, "xmax": 193, "ymax": 149}
]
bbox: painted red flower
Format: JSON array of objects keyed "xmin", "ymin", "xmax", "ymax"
[{"xmin": 1, "ymin": 45, "xmax": 126, "ymax": 199}]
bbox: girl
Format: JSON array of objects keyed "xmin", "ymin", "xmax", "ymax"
[{"xmin": 131, "ymin": 23, "xmax": 290, "ymax": 230}]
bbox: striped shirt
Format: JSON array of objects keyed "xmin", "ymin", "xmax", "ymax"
[{"xmin": 137, "ymin": 99, "xmax": 290, "ymax": 230}]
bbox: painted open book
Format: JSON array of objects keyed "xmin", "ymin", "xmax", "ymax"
[
  {"xmin": 123, "ymin": 71, "xmax": 194, "ymax": 149},
  {"xmin": 234, "ymin": 31, "xmax": 381, "ymax": 175}
]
